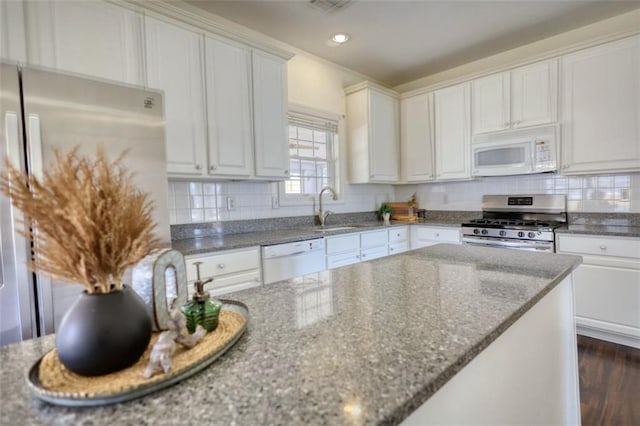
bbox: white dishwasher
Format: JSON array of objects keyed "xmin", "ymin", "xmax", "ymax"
[{"xmin": 262, "ymin": 239, "xmax": 325, "ymax": 284}]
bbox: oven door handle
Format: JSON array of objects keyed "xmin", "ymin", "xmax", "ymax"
[{"xmin": 462, "ymin": 237, "xmax": 553, "ymax": 251}]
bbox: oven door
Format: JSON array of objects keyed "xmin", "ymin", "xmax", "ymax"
[
  {"xmin": 472, "ymin": 141, "xmax": 533, "ymax": 177},
  {"xmin": 462, "ymin": 236, "xmax": 555, "ymax": 252}
]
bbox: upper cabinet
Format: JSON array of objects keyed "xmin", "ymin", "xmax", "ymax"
[
  {"xmin": 204, "ymin": 36, "xmax": 254, "ymax": 178},
  {"xmin": 24, "ymin": 1, "xmax": 144, "ymax": 85},
  {"xmin": 252, "ymin": 50, "xmax": 289, "ymax": 179},
  {"xmin": 560, "ymin": 35, "xmax": 640, "ymax": 174},
  {"xmin": 346, "ymin": 82, "xmax": 400, "ymax": 183},
  {"xmin": 145, "ymin": 16, "xmax": 207, "ymax": 176},
  {"xmin": 400, "ymin": 92, "xmax": 435, "ymax": 183},
  {"xmin": 434, "ymin": 83, "xmax": 471, "ymax": 180},
  {"xmin": 472, "ymin": 60, "xmax": 557, "ymax": 135}
]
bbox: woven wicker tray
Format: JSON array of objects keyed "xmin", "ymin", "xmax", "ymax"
[{"xmin": 27, "ymin": 300, "xmax": 248, "ymax": 407}]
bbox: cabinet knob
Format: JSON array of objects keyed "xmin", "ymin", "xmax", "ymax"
[
  {"xmin": 390, "ymin": 247, "xmax": 394, "ymax": 252},
  {"xmin": 599, "ymin": 245, "xmax": 607, "ymax": 250},
  {"xmin": 435, "ymin": 233, "xmax": 440, "ymax": 237},
  {"xmin": 515, "ymin": 120, "xmax": 522, "ymax": 125},
  {"xmin": 362, "ymin": 254, "xmax": 366, "ymax": 258},
  {"xmin": 217, "ymin": 263, "xmax": 225, "ymax": 269},
  {"xmin": 504, "ymin": 122, "xmax": 510, "ymax": 127},
  {"xmin": 397, "ymin": 233, "xmax": 401, "ymax": 237},
  {"xmin": 210, "ymin": 165, "xmax": 217, "ymax": 171},
  {"xmin": 195, "ymin": 164, "xmax": 202, "ymax": 170},
  {"xmin": 284, "ymin": 170, "xmax": 289, "ymax": 175}
]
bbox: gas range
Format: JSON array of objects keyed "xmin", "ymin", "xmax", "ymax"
[{"xmin": 461, "ymin": 195, "xmax": 567, "ymax": 252}]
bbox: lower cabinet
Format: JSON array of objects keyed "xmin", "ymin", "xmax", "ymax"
[
  {"xmin": 388, "ymin": 226, "xmax": 410, "ymax": 254},
  {"xmin": 360, "ymin": 229, "xmax": 389, "ymax": 262},
  {"xmin": 556, "ymin": 234, "xmax": 640, "ymax": 348},
  {"xmin": 184, "ymin": 246, "xmax": 261, "ymax": 296},
  {"xmin": 411, "ymin": 226, "xmax": 462, "ymax": 249},
  {"xmin": 326, "ymin": 233, "xmax": 361, "ymax": 269}
]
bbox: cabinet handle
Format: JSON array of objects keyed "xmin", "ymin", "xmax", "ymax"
[
  {"xmin": 195, "ymin": 164, "xmax": 202, "ymax": 170},
  {"xmin": 599, "ymin": 245, "xmax": 607, "ymax": 250},
  {"xmin": 218, "ymin": 263, "xmax": 225, "ymax": 269}
]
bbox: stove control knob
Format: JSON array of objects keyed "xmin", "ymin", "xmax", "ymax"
[
  {"xmin": 517, "ymin": 231, "xmax": 525, "ymax": 238},
  {"xmin": 499, "ymin": 230, "xmax": 506, "ymax": 237},
  {"xmin": 473, "ymin": 228, "xmax": 480, "ymax": 235},
  {"xmin": 528, "ymin": 232, "xmax": 536, "ymax": 238},
  {"xmin": 481, "ymin": 229, "xmax": 488, "ymax": 235}
]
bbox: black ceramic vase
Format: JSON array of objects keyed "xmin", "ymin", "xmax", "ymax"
[{"xmin": 56, "ymin": 285, "xmax": 152, "ymax": 376}]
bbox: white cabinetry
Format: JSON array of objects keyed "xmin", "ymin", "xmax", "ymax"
[
  {"xmin": 145, "ymin": 16, "xmax": 207, "ymax": 176},
  {"xmin": 252, "ymin": 50, "xmax": 289, "ymax": 179},
  {"xmin": 326, "ymin": 233, "xmax": 361, "ymax": 269},
  {"xmin": 204, "ymin": 36, "xmax": 254, "ymax": 178},
  {"xmin": 556, "ymin": 233, "xmax": 640, "ymax": 348},
  {"xmin": 24, "ymin": 1, "xmax": 144, "ymax": 85},
  {"xmin": 433, "ymin": 83, "xmax": 471, "ymax": 180},
  {"xmin": 360, "ymin": 229, "xmax": 389, "ymax": 262},
  {"xmin": 346, "ymin": 82, "xmax": 399, "ymax": 183},
  {"xmin": 388, "ymin": 226, "xmax": 410, "ymax": 254},
  {"xmin": 185, "ymin": 246, "xmax": 261, "ymax": 296},
  {"xmin": 471, "ymin": 60, "xmax": 557, "ymax": 135},
  {"xmin": 400, "ymin": 93, "xmax": 435, "ymax": 182},
  {"xmin": 560, "ymin": 35, "xmax": 640, "ymax": 174},
  {"xmin": 0, "ymin": 1, "xmax": 26, "ymax": 62},
  {"xmin": 411, "ymin": 226, "xmax": 461, "ymax": 250}
]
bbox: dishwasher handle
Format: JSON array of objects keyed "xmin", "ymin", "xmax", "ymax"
[{"xmin": 263, "ymin": 250, "xmax": 311, "ymax": 260}]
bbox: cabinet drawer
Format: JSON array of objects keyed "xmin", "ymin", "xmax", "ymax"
[
  {"xmin": 361, "ymin": 246, "xmax": 388, "ymax": 261},
  {"xmin": 557, "ymin": 234, "xmax": 640, "ymax": 260},
  {"xmin": 388, "ymin": 227, "xmax": 409, "ymax": 244},
  {"xmin": 185, "ymin": 246, "xmax": 260, "ymax": 281},
  {"xmin": 326, "ymin": 234, "xmax": 360, "ymax": 255},
  {"xmin": 415, "ymin": 226, "xmax": 461, "ymax": 243},
  {"xmin": 360, "ymin": 229, "xmax": 388, "ymax": 249}
]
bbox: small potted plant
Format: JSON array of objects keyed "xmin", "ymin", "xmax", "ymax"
[
  {"xmin": 1, "ymin": 147, "xmax": 161, "ymax": 376},
  {"xmin": 378, "ymin": 203, "xmax": 392, "ymax": 225},
  {"xmin": 407, "ymin": 193, "xmax": 417, "ymax": 216}
]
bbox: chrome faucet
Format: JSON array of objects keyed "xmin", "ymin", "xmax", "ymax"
[{"xmin": 318, "ymin": 186, "xmax": 337, "ymax": 227}]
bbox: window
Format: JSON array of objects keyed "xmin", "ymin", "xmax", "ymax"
[{"xmin": 282, "ymin": 108, "xmax": 339, "ymax": 202}]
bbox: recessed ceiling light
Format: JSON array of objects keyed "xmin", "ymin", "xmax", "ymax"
[{"xmin": 330, "ymin": 33, "xmax": 350, "ymax": 44}]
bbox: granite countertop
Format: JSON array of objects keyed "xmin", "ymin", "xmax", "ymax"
[
  {"xmin": 555, "ymin": 225, "xmax": 640, "ymax": 238},
  {"xmin": 172, "ymin": 221, "xmax": 461, "ymax": 256},
  {"xmin": 0, "ymin": 244, "xmax": 581, "ymax": 425}
]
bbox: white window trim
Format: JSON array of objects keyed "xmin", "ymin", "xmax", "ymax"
[{"xmin": 277, "ymin": 103, "xmax": 344, "ymax": 208}]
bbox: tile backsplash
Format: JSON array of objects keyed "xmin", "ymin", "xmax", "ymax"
[
  {"xmin": 168, "ymin": 173, "xmax": 640, "ymax": 225},
  {"xmin": 395, "ymin": 172, "xmax": 640, "ymax": 213}
]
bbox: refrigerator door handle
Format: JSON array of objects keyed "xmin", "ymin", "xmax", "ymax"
[{"xmin": 27, "ymin": 114, "xmax": 44, "ymax": 180}]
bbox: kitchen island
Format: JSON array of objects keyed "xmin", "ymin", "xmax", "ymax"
[{"xmin": 0, "ymin": 244, "xmax": 581, "ymax": 425}]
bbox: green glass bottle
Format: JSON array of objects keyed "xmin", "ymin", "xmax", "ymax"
[{"xmin": 181, "ymin": 262, "xmax": 222, "ymax": 333}]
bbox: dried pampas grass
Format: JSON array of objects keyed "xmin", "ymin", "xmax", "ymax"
[{"xmin": 0, "ymin": 147, "xmax": 162, "ymax": 293}]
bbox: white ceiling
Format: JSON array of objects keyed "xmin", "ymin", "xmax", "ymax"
[{"xmin": 184, "ymin": 0, "xmax": 640, "ymax": 86}]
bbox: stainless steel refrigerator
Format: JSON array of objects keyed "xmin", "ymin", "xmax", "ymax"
[{"xmin": 0, "ymin": 62, "xmax": 171, "ymax": 346}]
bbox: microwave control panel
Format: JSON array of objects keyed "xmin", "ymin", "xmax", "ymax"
[{"xmin": 534, "ymin": 139, "xmax": 556, "ymax": 170}]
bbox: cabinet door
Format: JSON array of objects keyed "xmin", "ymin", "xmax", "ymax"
[
  {"xmin": 252, "ymin": 50, "xmax": 289, "ymax": 179},
  {"xmin": 471, "ymin": 72, "xmax": 509, "ymax": 134},
  {"xmin": 369, "ymin": 90, "xmax": 399, "ymax": 182},
  {"xmin": 204, "ymin": 36, "xmax": 253, "ymax": 177},
  {"xmin": 434, "ymin": 83, "xmax": 471, "ymax": 180},
  {"xmin": 0, "ymin": 1, "xmax": 26, "ymax": 62},
  {"xmin": 145, "ymin": 17, "xmax": 207, "ymax": 177},
  {"xmin": 401, "ymin": 93, "xmax": 435, "ymax": 182},
  {"xmin": 24, "ymin": 1, "xmax": 144, "ymax": 85},
  {"xmin": 574, "ymin": 264, "xmax": 640, "ymax": 330},
  {"xmin": 561, "ymin": 35, "xmax": 640, "ymax": 174},
  {"xmin": 511, "ymin": 60, "xmax": 557, "ymax": 128}
]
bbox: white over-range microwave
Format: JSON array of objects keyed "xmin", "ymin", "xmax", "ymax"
[{"xmin": 471, "ymin": 124, "xmax": 558, "ymax": 177}]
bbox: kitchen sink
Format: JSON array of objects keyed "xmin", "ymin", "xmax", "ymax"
[{"xmin": 313, "ymin": 224, "xmax": 369, "ymax": 233}]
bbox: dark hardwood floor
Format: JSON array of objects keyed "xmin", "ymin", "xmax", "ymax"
[{"xmin": 578, "ymin": 335, "xmax": 640, "ymax": 425}]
